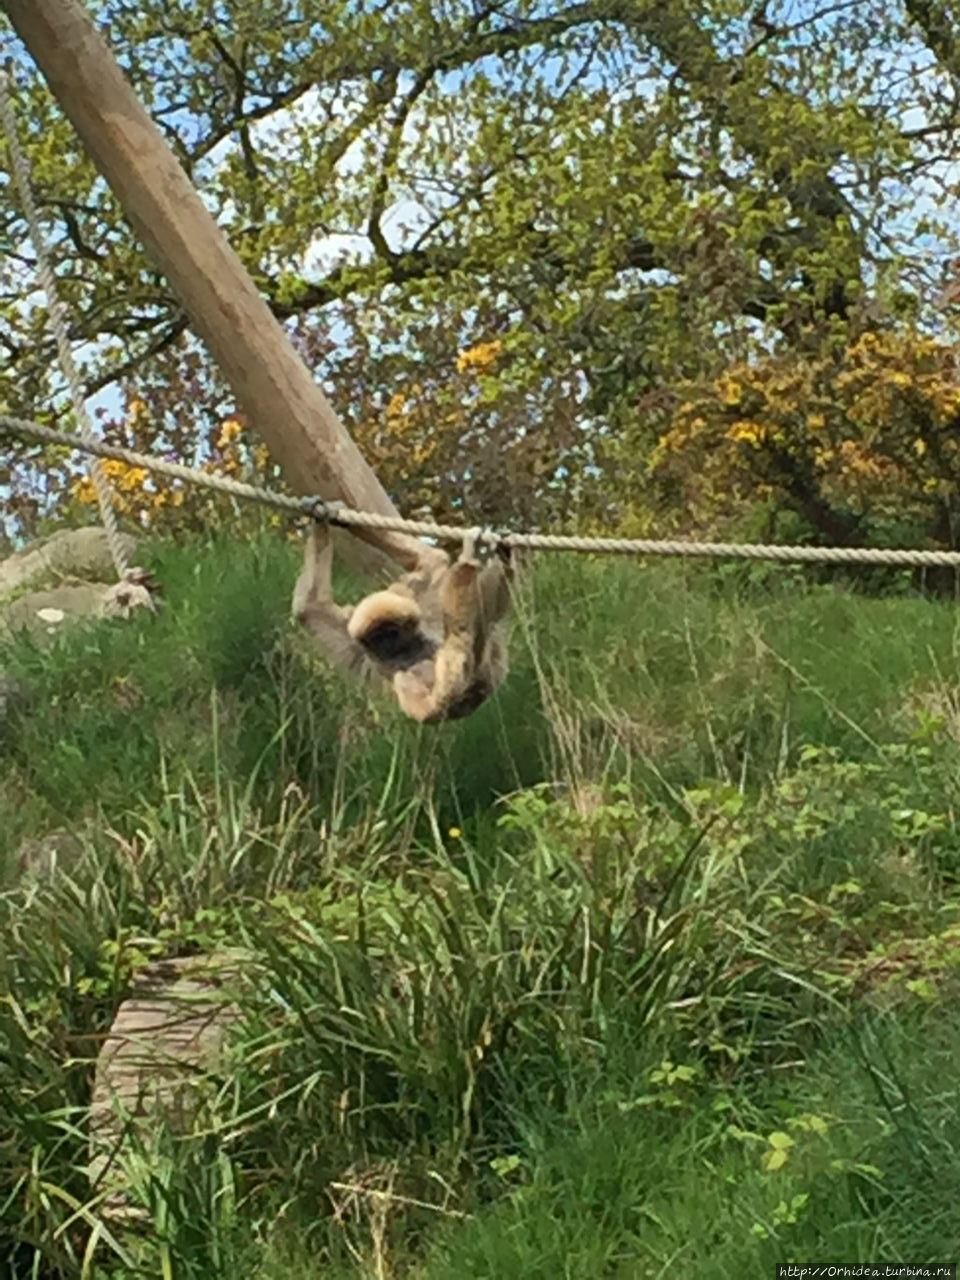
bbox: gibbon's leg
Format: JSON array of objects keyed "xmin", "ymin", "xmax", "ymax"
[
  {"xmin": 438, "ymin": 537, "xmax": 482, "ymax": 642},
  {"xmin": 409, "ymin": 533, "xmax": 510, "ymax": 721},
  {"xmin": 292, "ymin": 523, "xmax": 367, "ymax": 675},
  {"xmin": 477, "ymin": 548, "xmax": 512, "ymax": 621},
  {"xmin": 468, "ymin": 554, "xmax": 512, "ymax": 671},
  {"xmin": 443, "ymin": 536, "xmax": 513, "ymax": 645}
]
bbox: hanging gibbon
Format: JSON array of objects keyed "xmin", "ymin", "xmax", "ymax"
[{"xmin": 292, "ymin": 519, "xmax": 513, "ymax": 722}]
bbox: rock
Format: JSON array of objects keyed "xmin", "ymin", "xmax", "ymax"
[
  {"xmin": 88, "ymin": 951, "xmax": 252, "ymax": 1221},
  {"xmin": 0, "ymin": 583, "xmax": 114, "ymax": 641},
  {"xmin": 0, "ymin": 527, "xmax": 138, "ymax": 600},
  {"xmin": 0, "ymin": 532, "xmax": 159, "ymax": 642}
]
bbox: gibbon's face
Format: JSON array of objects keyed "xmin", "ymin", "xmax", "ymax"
[{"xmin": 361, "ymin": 618, "xmax": 435, "ymax": 668}]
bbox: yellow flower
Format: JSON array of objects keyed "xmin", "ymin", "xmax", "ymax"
[
  {"xmin": 217, "ymin": 417, "xmax": 243, "ymax": 448},
  {"xmin": 386, "ymin": 391, "xmax": 407, "ymax": 420},
  {"xmin": 119, "ymin": 466, "xmax": 148, "ymax": 491},
  {"xmin": 448, "ymin": 826, "xmax": 462, "ymax": 839},
  {"xmin": 456, "ymin": 339, "xmax": 502, "ymax": 373},
  {"xmin": 726, "ymin": 419, "xmax": 765, "ymax": 445},
  {"xmin": 70, "ymin": 476, "xmax": 96, "ymax": 503},
  {"xmin": 717, "ymin": 375, "xmax": 742, "ymax": 406},
  {"xmin": 413, "ymin": 441, "xmax": 438, "ymax": 464}
]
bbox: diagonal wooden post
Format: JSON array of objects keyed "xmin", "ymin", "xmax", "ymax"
[{"xmin": 1, "ymin": 0, "xmax": 430, "ymax": 578}]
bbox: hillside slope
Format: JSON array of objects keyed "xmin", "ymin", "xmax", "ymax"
[{"xmin": 2, "ymin": 530, "xmax": 959, "ymax": 1276}]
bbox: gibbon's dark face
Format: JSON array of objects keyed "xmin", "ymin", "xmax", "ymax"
[{"xmin": 360, "ymin": 620, "xmax": 435, "ymax": 668}]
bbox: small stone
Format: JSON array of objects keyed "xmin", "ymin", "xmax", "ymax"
[
  {"xmin": 0, "ymin": 527, "xmax": 138, "ymax": 599},
  {"xmin": 88, "ymin": 951, "xmax": 254, "ymax": 1222}
]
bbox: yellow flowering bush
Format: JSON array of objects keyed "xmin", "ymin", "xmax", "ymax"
[
  {"xmin": 350, "ymin": 334, "xmax": 537, "ymax": 524},
  {"xmin": 653, "ymin": 328, "xmax": 960, "ymax": 547},
  {"xmin": 67, "ymin": 400, "xmax": 279, "ymax": 534}
]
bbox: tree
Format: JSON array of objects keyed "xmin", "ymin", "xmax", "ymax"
[
  {"xmin": 652, "ymin": 328, "xmax": 960, "ymax": 553},
  {"xmin": 3, "ymin": 0, "xmax": 960, "ymax": 538}
]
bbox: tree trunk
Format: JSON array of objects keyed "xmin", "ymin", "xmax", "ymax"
[{"xmin": 2, "ymin": 0, "xmax": 432, "ymax": 578}]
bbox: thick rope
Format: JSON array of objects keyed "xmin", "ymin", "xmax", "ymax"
[
  {"xmin": 6, "ymin": 414, "xmax": 960, "ymax": 569},
  {"xmin": 0, "ymin": 71, "xmax": 131, "ymax": 579}
]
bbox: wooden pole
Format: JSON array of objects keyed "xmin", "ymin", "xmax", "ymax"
[{"xmin": 1, "ymin": 0, "xmax": 431, "ymax": 577}]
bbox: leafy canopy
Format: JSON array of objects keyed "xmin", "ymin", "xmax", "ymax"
[{"xmin": 3, "ymin": 0, "xmax": 960, "ymax": 541}]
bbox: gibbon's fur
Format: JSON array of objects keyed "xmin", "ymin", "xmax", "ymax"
[{"xmin": 292, "ymin": 521, "xmax": 513, "ymax": 723}]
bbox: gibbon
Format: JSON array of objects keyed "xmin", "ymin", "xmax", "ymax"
[{"xmin": 292, "ymin": 519, "xmax": 513, "ymax": 723}]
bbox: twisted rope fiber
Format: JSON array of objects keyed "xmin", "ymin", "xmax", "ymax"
[
  {"xmin": 6, "ymin": 415, "xmax": 960, "ymax": 568},
  {"xmin": 0, "ymin": 73, "xmax": 131, "ymax": 579}
]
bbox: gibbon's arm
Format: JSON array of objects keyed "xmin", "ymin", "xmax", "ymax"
[
  {"xmin": 292, "ymin": 523, "xmax": 367, "ymax": 675},
  {"xmin": 392, "ymin": 667, "xmax": 443, "ymax": 722}
]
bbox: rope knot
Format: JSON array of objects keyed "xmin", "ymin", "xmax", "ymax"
[
  {"xmin": 462, "ymin": 525, "xmax": 501, "ymax": 562},
  {"xmin": 301, "ymin": 495, "xmax": 347, "ymax": 524}
]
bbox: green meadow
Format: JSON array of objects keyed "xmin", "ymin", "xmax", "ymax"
[{"xmin": 2, "ymin": 530, "xmax": 960, "ymax": 1276}]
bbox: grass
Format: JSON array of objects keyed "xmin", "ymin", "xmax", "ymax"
[
  {"xmin": 414, "ymin": 1008, "xmax": 960, "ymax": 1279},
  {"xmin": 2, "ymin": 524, "xmax": 960, "ymax": 1276}
]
